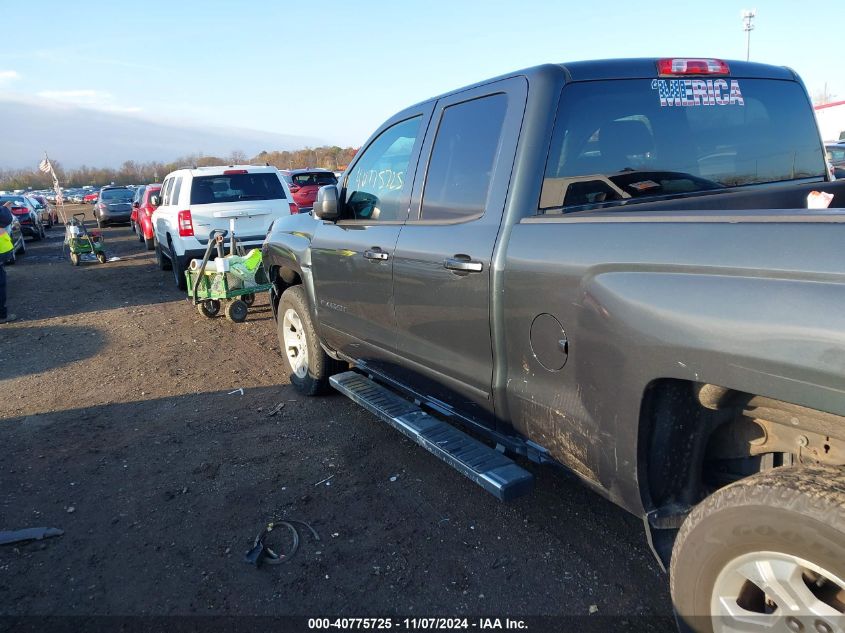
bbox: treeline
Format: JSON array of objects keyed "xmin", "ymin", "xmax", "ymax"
[{"xmin": 0, "ymin": 145, "xmax": 358, "ymax": 190}]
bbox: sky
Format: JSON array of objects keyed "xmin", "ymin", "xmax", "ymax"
[{"xmin": 1, "ymin": 0, "xmax": 843, "ymax": 166}]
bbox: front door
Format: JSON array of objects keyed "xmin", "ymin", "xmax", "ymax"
[
  {"xmin": 311, "ymin": 110, "xmax": 430, "ymax": 364},
  {"xmin": 391, "ymin": 80, "xmax": 527, "ymax": 420}
]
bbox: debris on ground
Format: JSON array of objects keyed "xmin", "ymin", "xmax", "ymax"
[
  {"xmin": 0, "ymin": 527, "xmax": 64, "ymax": 546},
  {"xmin": 314, "ymin": 475, "xmax": 335, "ymax": 487},
  {"xmin": 267, "ymin": 402, "xmax": 285, "ymax": 417},
  {"xmin": 228, "ymin": 388, "xmax": 244, "ymax": 396},
  {"xmin": 244, "ymin": 519, "xmax": 320, "ymax": 568}
]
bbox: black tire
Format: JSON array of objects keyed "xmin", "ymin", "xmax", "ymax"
[
  {"xmin": 96, "ymin": 251, "xmax": 107, "ymax": 264},
  {"xmin": 70, "ymin": 252, "xmax": 80, "ymax": 266},
  {"xmin": 144, "ymin": 235, "xmax": 155, "ymax": 251},
  {"xmin": 32, "ymin": 227, "xmax": 42, "ymax": 241},
  {"xmin": 225, "ymin": 299, "xmax": 248, "ymax": 323},
  {"xmin": 155, "ymin": 240, "xmax": 172, "ymax": 271},
  {"xmin": 197, "ymin": 299, "xmax": 221, "ymax": 318},
  {"xmin": 277, "ymin": 285, "xmax": 343, "ymax": 395},
  {"xmin": 242, "ymin": 293, "xmax": 255, "ymax": 307},
  {"xmin": 672, "ymin": 465, "xmax": 845, "ymax": 633},
  {"xmin": 169, "ymin": 240, "xmax": 187, "ymax": 291}
]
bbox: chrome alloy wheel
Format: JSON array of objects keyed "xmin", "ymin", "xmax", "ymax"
[
  {"xmin": 712, "ymin": 551, "xmax": 845, "ymax": 632},
  {"xmin": 282, "ymin": 308, "xmax": 309, "ymax": 379}
]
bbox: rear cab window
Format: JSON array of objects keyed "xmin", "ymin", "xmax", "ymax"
[
  {"xmin": 190, "ymin": 172, "xmax": 286, "ymax": 205},
  {"xmin": 291, "ymin": 172, "xmax": 337, "ymax": 187},
  {"xmin": 540, "ymin": 78, "xmax": 827, "ymax": 212},
  {"xmin": 100, "ymin": 188, "xmax": 133, "ymax": 201}
]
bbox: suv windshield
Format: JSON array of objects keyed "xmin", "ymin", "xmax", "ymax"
[
  {"xmin": 541, "ymin": 78, "xmax": 826, "ymax": 211},
  {"xmin": 101, "ymin": 188, "xmax": 133, "ymax": 201},
  {"xmin": 190, "ymin": 173, "xmax": 286, "ymax": 204},
  {"xmin": 291, "ymin": 172, "xmax": 337, "ymax": 187}
]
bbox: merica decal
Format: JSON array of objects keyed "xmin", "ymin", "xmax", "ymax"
[{"xmin": 651, "ymin": 78, "xmax": 744, "ymax": 107}]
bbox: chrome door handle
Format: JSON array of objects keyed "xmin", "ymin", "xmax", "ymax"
[
  {"xmin": 444, "ymin": 257, "xmax": 483, "ymax": 273},
  {"xmin": 364, "ymin": 248, "xmax": 389, "ymax": 261}
]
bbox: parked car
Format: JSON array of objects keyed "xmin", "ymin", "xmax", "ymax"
[
  {"xmin": 279, "ymin": 169, "xmax": 337, "ymax": 211},
  {"xmin": 0, "ymin": 195, "xmax": 44, "ymax": 240},
  {"xmin": 129, "ymin": 185, "xmax": 147, "ymax": 233},
  {"xmin": 27, "ymin": 194, "xmax": 56, "ymax": 228},
  {"xmin": 264, "ymin": 58, "xmax": 845, "ymax": 630},
  {"xmin": 93, "ymin": 186, "xmax": 134, "ymax": 228},
  {"xmin": 151, "ymin": 165, "xmax": 296, "ymax": 290},
  {"xmin": 83, "ymin": 191, "xmax": 99, "ymax": 204},
  {"xmin": 2, "ymin": 214, "xmax": 25, "ymax": 264},
  {"xmin": 826, "ymin": 142, "xmax": 845, "ymax": 178},
  {"xmin": 132, "ymin": 183, "xmax": 160, "ymax": 250}
]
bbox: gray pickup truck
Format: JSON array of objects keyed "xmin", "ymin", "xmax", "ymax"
[{"xmin": 263, "ymin": 58, "xmax": 845, "ymax": 630}]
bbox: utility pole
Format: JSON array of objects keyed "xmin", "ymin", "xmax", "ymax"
[{"xmin": 741, "ymin": 9, "xmax": 756, "ymax": 61}]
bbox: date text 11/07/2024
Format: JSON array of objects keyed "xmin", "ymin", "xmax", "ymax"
[{"xmin": 307, "ymin": 618, "xmax": 528, "ymax": 630}]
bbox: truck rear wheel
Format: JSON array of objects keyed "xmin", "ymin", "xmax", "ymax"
[
  {"xmin": 671, "ymin": 465, "xmax": 845, "ymax": 633},
  {"xmin": 277, "ymin": 285, "xmax": 339, "ymax": 396}
]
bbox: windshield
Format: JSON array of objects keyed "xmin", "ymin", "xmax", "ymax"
[
  {"xmin": 541, "ymin": 78, "xmax": 826, "ymax": 211},
  {"xmin": 0, "ymin": 196, "xmax": 30, "ymax": 208},
  {"xmin": 28, "ymin": 197, "xmax": 45, "ymax": 209},
  {"xmin": 101, "ymin": 189, "xmax": 133, "ymax": 201},
  {"xmin": 190, "ymin": 173, "xmax": 286, "ymax": 204},
  {"xmin": 291, "ymin": 172, "xmax": 337, "ymax": 187}
]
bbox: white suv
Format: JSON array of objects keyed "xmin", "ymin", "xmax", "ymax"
[{"xmin": 151, "ymin": 165, "xmax": 297, "ymax": 289}]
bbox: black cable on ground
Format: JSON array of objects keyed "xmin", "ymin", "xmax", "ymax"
[{"xmin": 244, "ymin": 519, "xmax": 320, "ymax": 568}]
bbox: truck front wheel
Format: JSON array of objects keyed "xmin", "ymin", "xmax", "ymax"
[
  {"xmin": 277, "ymin": 285, "xmax": 339, "ymax": 396},
  {"xmin": 671, "ymin": 465, "xmax": 845, "ymax": 633}
]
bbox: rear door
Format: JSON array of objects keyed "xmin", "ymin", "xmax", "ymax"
[
  {"xmin": 188, "ymin": 170, "xmax": 289, "ymax": 244},
  {"xmin": 389, "ymin": 78, "xmax": 527, "ymax": 419},
  {"xmin": 310, "ymin": 106, "xmax": 432, "ymax": 364}
]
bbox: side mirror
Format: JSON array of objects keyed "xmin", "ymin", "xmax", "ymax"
[
  {"xmin": 132, "ymin": 201, "xmax": 140, "ymax": 208},
  {"xmin": 149, "ymin": 195, "xmax": 161, "ymax": 208},
  {"xmin": 312, "ymin": 185, "xmax": 340, "ymax": 221}
]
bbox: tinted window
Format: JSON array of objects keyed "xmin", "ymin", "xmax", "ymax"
[
  {"xmin": 28, "ymin": 197, "xmax": 44, "ymax": 209},
  {"xmin": 190, "ymin": 173, "xmax": 285, "ymax": 205},
  {"xmin": 344, "ymin": 116, "xmax": 421, "ymax": 221},
  {"xmin": 101, "ymin": 188, "xmax": 134, "ymax": 201},
  {"xmin": 291, "ymin": 172, "xmax": 337, "ymax": 187},
  {"xmin": 541, "ymin": 79, "xmax": 827, "ymax": 212},
  {"xmin": 421, "ymin": 94, "xmax": 507, "ymax": 222}
]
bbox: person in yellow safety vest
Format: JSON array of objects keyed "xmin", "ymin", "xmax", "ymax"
[{"xmin": 0, "ymin": 201, "xmax": 17, "ymax": 324}]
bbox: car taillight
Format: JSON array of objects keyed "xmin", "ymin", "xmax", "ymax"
[
  {"xmin": 98, "ymin": 203, "xmax": 106, "ymax": 210},
  {"xmin": 178, "ymin": 210, "xmax": 194, "ymax": 237},
  {"xmin": 657, "ymin": 58, "xmax": 730, "ymax": 76},
  {"xmin": 223, "ymin": 169, "xmax": 248, "ymax": 175},
  {"xmin": 289, "ymin": 203, "xmax": 299, "ymax": 215},
  {"xmin": 289, "ymin": 184, "xmax": 300, "ymax": 193}
]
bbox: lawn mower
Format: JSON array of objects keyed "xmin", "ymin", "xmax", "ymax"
[{"xmin": 65, "ymin": 212, "xmax": 107, "ymax": 266}]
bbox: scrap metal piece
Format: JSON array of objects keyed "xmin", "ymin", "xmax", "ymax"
[{"xmin": 0, "ymin": 527, "xmax": 64, "ymax": 546}]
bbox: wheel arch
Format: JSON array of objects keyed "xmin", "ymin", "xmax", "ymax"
[{"xmin": 637, "ymin": 377, "xmax": 845, "ymax": 567}]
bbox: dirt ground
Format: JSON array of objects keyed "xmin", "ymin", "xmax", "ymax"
[{"xmin": 0, "ymin": 206, "xmax": 675, "ymax": 631}]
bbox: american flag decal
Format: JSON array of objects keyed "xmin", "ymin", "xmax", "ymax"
[{"xmin": 651, "ymin": 78, "xmax": 745, "ymax": 108}]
